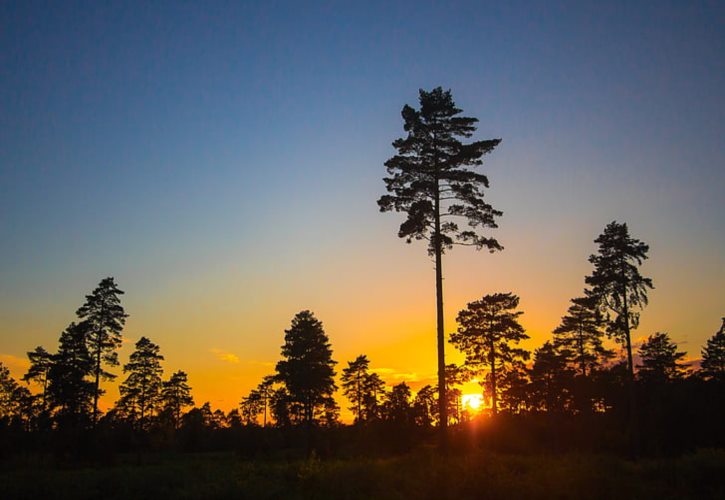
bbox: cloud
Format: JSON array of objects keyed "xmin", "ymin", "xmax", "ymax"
[
  {"xmin": 0, "ymin": 353, "xmax": 30, "ymax": 376},
  {"xmin": 209, "ymin": 348, "xmax": 240, "ymax": 364}
]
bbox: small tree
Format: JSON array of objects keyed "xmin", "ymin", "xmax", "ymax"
[
  {"xmin": 382, "ymin": 382, "xmax": 413, "ymax": 425},
  {"xmin": 450, "ymin": 293, "xmax": 529, "ymax": 415},
  {"xmin": 76, "ymin": 277, "xmax": 128, "ymax": 424},
  {"xmin": 0, "ymin": 362, "xmax": 19, "ymax": 420},
  {"xmin": 341, "ymin": 355, "xmax": 374, "ymax": 423},
  {"xmin": 637, "ymin": 332, "xmax": 689, "ymax": 383},
  {"xmin": 275, "ymin": 311, "xmax": 337, "ymax": 425},
  {"xmin": 116, "ymin": 337, "xmax": 164, "ymax": 429},
  {"xmin": 413, "ymin": 385, "xmax": 437, "ymax": 427},
  {"xmin": 700, "ymin": 318, "xmax": 725, "ymax": 381},
  {"xmin": 239, "ymin": 389, "xmax": 262, "ymax": 425},
  {"xmin": 553, "ymin": 296, "xmax": 613, "ymax": 376},
  {"xmin": 256, "ymin": 375, "xmax": 275, "ymax": 426},
  {"xmin": 22, "ymin": 346, "xmax": 53, "ymax": 411},
  {"xmin": 161, "ymin": 370, "xmax": 194, "ymax": 428},
  {"xmin": 378, "ymin": 87, "xmax": 503, "ymax": 441},
  {"xmin": 362, "ymin": 372, "xmax": 385, "ymax": 421}
]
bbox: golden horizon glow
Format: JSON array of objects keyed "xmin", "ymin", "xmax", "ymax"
[{"xmin": 462, "ymin": 393, "xmax": 484, "ymax": 412}]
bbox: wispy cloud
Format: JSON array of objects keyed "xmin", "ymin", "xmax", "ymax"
[
  {"xmin": 209, "ymin": 348, "xmax": 240, "ymax": 364},
  {"xmin": 0, "ymin": 353, "xmax": 30, "ymax": 374}
]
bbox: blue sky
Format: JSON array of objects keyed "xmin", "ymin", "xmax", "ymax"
[{"xmin": 1, "ymin": 1, "xmax": 723, "ymax": 408}]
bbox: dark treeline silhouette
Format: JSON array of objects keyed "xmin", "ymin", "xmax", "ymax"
[{"xmin": 1, "ymin": 89, "xmax": 723, "ymax": 465}]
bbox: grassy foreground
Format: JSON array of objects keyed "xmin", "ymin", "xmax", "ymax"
[{"xmin": 1, "ymin": 449, "xmax": 724, "ymax": 500}]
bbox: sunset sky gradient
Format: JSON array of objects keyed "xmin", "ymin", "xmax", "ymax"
[{"xmin": 1, "ymin": 1, "xmax": 723, "ymax": 417}]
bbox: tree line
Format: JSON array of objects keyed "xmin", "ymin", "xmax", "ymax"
[{"xmin": 1, "ymin": 87, "xmax": 723, "ymax": 459}]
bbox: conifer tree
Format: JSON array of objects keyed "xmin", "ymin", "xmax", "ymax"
[
  {"xmin": 585, "ymin": 221, "xmax": 652, "ymax": 454},
  {"xmin": 275, "ymin": 310, "xmax": 337, "ymax": 425},
  {"xmin": 341, "ymin": 355, "xmax": 373, "ymax": 423},
  {"xmin": 116, "ymin": 336, "xmax": 164, "ymax": 429},
  {"xmin": 76, "ymin": 277, "xmax": 128, "ymax": 424},
  {"xmin": 161, "ymin": 370, "xmax": 194, "ymax": 428},
  {"xmin": 637, "ymin": 332, "xmax": 689, "ymax": 382},
  {"xmin": 379, "ymin": 87, "xmax": 503, "ymax": 440},
  {"xmin": 553, "ymin": 296, "xmax": 613, "ymax": 376},
  {"xmin": 22, "ymin": 346, "xmax": 53, "ymax": 411},
  {"xmin": 529, "ymin": 341, "xmax": 574, "ymax": 412},
  {"xmin": 47, "ymin": 323, "xmax": 94, "ymax": 422},
  {"xmin": 700, "ymin": 318, "xmax": 725, "ymax": 381},
  {"xmin": 450, "ymin": 293, "xmax": 529, "ymax": 415}
]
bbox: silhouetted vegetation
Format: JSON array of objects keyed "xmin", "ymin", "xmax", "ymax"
[
  {"xmin": 378, "ymin": 87, "xmax": 503, "ymax": 443},
  {"xmin": 0, "ymin": 93, "xmax": 722, "ymax": 499}
]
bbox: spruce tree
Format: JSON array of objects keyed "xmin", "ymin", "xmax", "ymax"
[
  {"xmin": 450, "ymin": 292, "xmax": 529, "ymax": 415},
  {"xmin": 275, "ymin": 311, "xmax": 337, "ymax": 425},
  {"xmin": 379, "ymin": 87, "xmax": 503, "ymax": 441},
  {"xmin": 76, "ymin": 277, "xmax": 128, "ymax": 424}
]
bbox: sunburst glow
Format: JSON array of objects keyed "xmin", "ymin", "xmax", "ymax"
[{"xmin": 462, "ymin": 393, "xmax": 484, "ymax": 412}]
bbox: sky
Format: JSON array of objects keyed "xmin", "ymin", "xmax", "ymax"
[{"xmin": 1, "ymin": 1, "xmax": 723, "ymax": 418}]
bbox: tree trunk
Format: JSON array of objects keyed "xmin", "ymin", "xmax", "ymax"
[
  {"xmin": 434, "ymin": 186, "xmax": 447, "ymax": 449},
  {"xmin": 490, "ymin": 347, "xmax": 498, "ymax": 416},
  {"xmin": 622, "ymin": 282, "xmax": 639, "ymax": 459}
]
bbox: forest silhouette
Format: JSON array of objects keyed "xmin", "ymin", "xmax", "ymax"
[{"xmin": 1, "ymin": 88, "xmax": 724, "ymax": 499}]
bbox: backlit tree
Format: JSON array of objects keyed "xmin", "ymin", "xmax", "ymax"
[{"xmin": 379, "ymin": 87, "xmax": 503, "ymax": 440}]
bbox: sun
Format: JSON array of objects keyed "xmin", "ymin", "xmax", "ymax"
[{"xmin": 461, "ymin": 393, "xmax": 484, "ymax": 412}]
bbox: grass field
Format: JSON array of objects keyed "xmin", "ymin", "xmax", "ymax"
[{"xmin": 2, "ymin": 449, "xmax": 724, "ymax": 499}]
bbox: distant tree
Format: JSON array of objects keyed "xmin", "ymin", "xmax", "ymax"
[
  {"xmin": 362, "ymin": 372, "xmax": 385, "ymax": 421},
  {"xmin": 47, "ymin": 323, "xmax": 95, "ymax": 423},
  {"xmin": 341, "ymin": 355, "xmax": 374, "ymax": 423},
  {"xmin": 444, "ymin": 364, "xmax": 469, "ymax": 424},
  {"xmin": 0, "ymin": 362, "xmax": 19, "ymax": 420},
  {"xmin": 553, "ymin": 296, "xmax": 613, "ymax": 376},
  {"xmin": 637, "ymin": 332, "xmax": 689, "ymax": 383},
  {"xmin": 529, "ymin": 341, "xmax": 574, "ymax": 413},
  {"xmin": 21, "ymin": 346, "xmax": 53, "ymax": 411},
  {"xmin": 256, "ymin": 375, "xmax": 275, "ymax": 427},
  {"xmin": 700, "ymin": 318, "xmax": 725, "ymax": 381},
  {"xmin": 499, "ymin": 365, "xmax": 530, "ymax": 414},
  {"xmin": 116, "ymin": 337, "xmax": 164, "ymax": 429},
  {"xmin": 270, "ymin": 386, "xmax": 293, "ymax": 426},
  {"xmin": 75, "ymin": 277, "xmax": 128, "ymax": 424},
  {"xmin": 413, "ymin": 385, "xmax": 437, "ymax": 427},
  {"xmin": 227, "ymin": 408, "xmax": 242, "ymax": 428},
  {"xmin": 378, "ymin": 87, "xmax": 503, "ymax": 441},
  {"xmin": 382, "ymin": 382, "xmax": 413, "ymax": 425},
  {"xmin": 240, "ymin": 389, "xmax": 262, "ymax": 425},
  {"xmin": 161, "ymin": 370, "xmax": 194, "ymax": 428},
  {"xmin": 450, "ymin": 293, "xmax": 529, "ymax": 415},
  {"xmin": 275, "ymin": 311, "xmax": 337, "ymax": 425}
]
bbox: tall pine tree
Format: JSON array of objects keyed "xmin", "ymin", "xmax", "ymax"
[
  {"xmin": 378, "ymin": 87, "xmax": 503, "ymax": 441},
  {"xmin": 585, "ymin": 221, "xmax": 652, "ymax": 455},
  {"xmin": 76, "ymin": 277, "xmax": 128, "ymax": 425}
]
